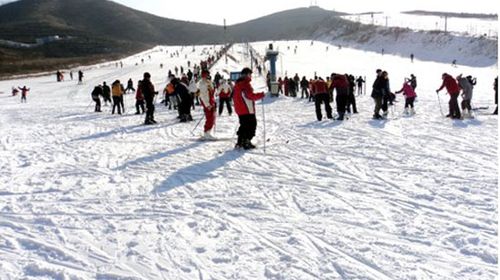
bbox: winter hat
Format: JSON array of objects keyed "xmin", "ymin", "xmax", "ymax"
[{"xmin": 144, "ymin": 72, "xmax": 151, "ymax": 79}]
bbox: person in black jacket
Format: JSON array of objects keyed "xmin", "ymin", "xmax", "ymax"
[
  {"xmin": 371, "ymin": 69, "xmax": 385, "ymax": 119},
  {"xmin": 141, "ymin": 72, "xmax": 157, "ymax": 125},
  {"xmin": 346, "ymin": 74, "xmax": 358, "ymax": 114},
  {"xmin": 172, "ymin": 77, "xmax": 193, "ymax": 122},
  {"xmin": 91, "ymin": 85, "xmax": 103, "ymax": 112},
  {"xmin": 409, "ymin": 74, "xmax": 417, "ymax": 90},
  {"xmin": 300, "ymin": 76, "xmax": 309, "ymax": 99},
  {"xmin": 102, "ymin": 82, "xmax": 112, "ymax": 106}
]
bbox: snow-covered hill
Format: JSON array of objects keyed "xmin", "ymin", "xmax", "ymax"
[
  {"xmin": 341, "ymin": 12, "xmax": 498, "ymax": 38},
  {"xmin": 312, "ymin": 23, "xmax": 497, "ymax": 67},
  {"xmin": 0, "ymin": 40, "xmax": 497, "ymax": 279}
]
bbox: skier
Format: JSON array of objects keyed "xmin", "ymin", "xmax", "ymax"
[
  {"xmin": 141, "ymin": 72, "xmax": 157, "ymax": 125},
  {"xmin": 91, "ymin": 85, "xmax": 103, "ymax": 112},
  {"xmin": 277, "ymin": 77, "xmax": 284, "ymax": 95},
  {"xmin": 346, "ymin": 74, "xmax": 358, "ymax": 114},
  {"xmin": 125, "ymin": 78, "xmax": 135, "ymax": 94},
  {"xmin": 172, "ymin": 77, "xmax": 193, "ymax": 122},
  {"xmin": 197, "ymin": 70, "xmax": 217, "ymax": 139},
  {"xmin": 56, "ymin": 71, "xmax": 61, "ymax": 82},
  {"xmin": 410, "ymin": 53, "xmax": 414, "ymax": 63},
  {"xmin": 371, "ymin": 69, "xmax": 384, "ymax": 119},
  {"xmin": 18, "ymin": 86, "xmax": 29, "ymax": 103},
  {"xmin": 456, "ymin": 74, "xmax": 473, "ymax": 118},
  {"xmin": 214, "ymin": 71, "xmax": 222, "ymax": 87},
  {"xmin": 233, "ymin": 67, "xmax": 265, "ymax": 149},
  {"xmin": 395, "ymin": 79, "xmax": 417, "ymax": 115},
  {"xmin": 330, "ymin": 74, "xmax": 350, "ymax": 120},
  {"xmin": 356, "ymin": 76, "xmax": 365, "ymax": 95},
  {"xmin": 493, "ymin": 77, "xmax": 498, "ymax": 115},
  {"xmin": 188, "ymin": 74, "xmax": 198, "ymax": 110},
  {"xmin": 313, "ymin": 77, "xmax": 333, "ymax": 121},
  {"xmin": 381, "ymin": 71, "xmax": 393, "ymax": 114},
  {"xmin": 11, "ymin": 87, "xmax": 19, "ymax": 96},
  {"xmin": 409, "ymin": 74, "xmax": 417, "ymax": 90},
  {"xmin": 78, "ymin": 70, "xmax": 83, "ymax": 84},
  {"xmin": 300, "ymin": 76, "xmax": 309, "ymax": 99},
  {"xmin": 135, "ymin": 80, "xmax": 145, "ymax": 114},
  {"xmin": 436, "ymin": 73, "xmax": 461, "ymax": 119},
  {"xmin": 217, "ymin": 79, "xmax": 233, "ymax": 116},
  {"xmin": 70, "ymin": 71, "xmax": 73, "ymax": 80},
  {"xmin": 102, "ymin": 82, "xmax": 112, "ymax": 106},
  {"xmin": 111, "ymin": 80, "xmax": 124, "ymax": 115}
]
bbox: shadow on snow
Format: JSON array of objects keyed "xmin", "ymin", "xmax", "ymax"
[{"xmin": 153, "ymin": 149, "xmax": 244, "ymax": 194}]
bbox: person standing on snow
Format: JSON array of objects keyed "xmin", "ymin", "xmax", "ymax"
[
  {"xmin": 78, "ymin": 70, "xmax": 84, "ymax": 84},
  {"xmin": 197, "ymin": 70, "xmax": 217, "ymax": 139},
  {"xmin": 217, "ymin": 79, "xmax": 233, "ymax": 116},
  {"xmin": 456, "ymin": 74, "xmax": 473, "ymax": 118},
  {"xmin": 135, "ymin": 80, "xmax": 145, "ymax": 115},
  {"xmin": 313, "ymin": 77, "xmax": 332, "ymax": 121},
  {"xmin": 125, "ymin": 78, "xmax": 135, "ymax": 94},
  {"xmin": 436, "ymin": 73, "xmax": 461, "ymax": 119},
  {"xmin": 111, "ymin": 80, "xmax": 124, "ymax": 115},
  {"xmin": 233, "ymin": 67, "xmax": 265, "ymax": 149},
  {"xmin": 395, "ymin": 79, "xmax": 417, "ymax": 114},
  {"xmin": 18, "ymin": 86, "xmax": 30, "ymax": 103},
  {"xmin": 300, "ymin": 76, "xmax": 309, "ymax": 99},
  {"xmin": 330, "ymin": 74, "xmax": 350, "ymax": 120},
  {"xmin": 356, "ymin": 76, "xmax": 365, "ymax": 95},
  {"xmin": 102, "ymin": 82, "xmax": 112, "ymax": 106},
  {"xmin": 493, "ymin": 77, "xmax": 498, "ymax": 115},
  {"xmin": 141, "ymin": 72, "xmax": 157, "ymax": 125},
  {"xmin": 91, "ymin": 85, "xmax": 103, "ymax": 112},
  {"xmin": 346, "ymin": 74, "xmax": 358, "ymax": 114},
  {"xmin": 371, "ymin": 69, "xmax": 385, "ymax": 119},
  {"xmin": 409, "ymin": 74, "xmax": 417, "ymax": 90},
  {"xmin": 172, "ymin": 77, "xmax": 193, "ymax": 122}
]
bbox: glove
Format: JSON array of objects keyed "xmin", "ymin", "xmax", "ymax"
[{"xmin": 435, "ymin": 90, "xmax": 439, "ymax": 94}]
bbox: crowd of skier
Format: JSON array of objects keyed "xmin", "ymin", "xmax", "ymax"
[{"xmin": 8, "ymin": 43, "xmax": 498, "ymax": 150}]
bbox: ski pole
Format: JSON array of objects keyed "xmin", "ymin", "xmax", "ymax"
[
  {"xmin": 262, "ymin": 97, "xmax": 267, "ymax": 154},
  {"xmin": 84, "ymin": 100, "xmax": 94, "ymax": 111},
  {"xmin": 436, "ymin": 91, "xmax": 444, "ymax": 117},
  {"xmin": 191, "ymin": 113, "xmax": 205, "ymax": 135}
]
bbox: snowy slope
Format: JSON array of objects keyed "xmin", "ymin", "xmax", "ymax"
[
  {"xmin": 0, "ymin": 40, "xmax": 497, "ymax": 280},
  {"xmin": 341, "ymin": 13, "xmax": 498, "ymax": 38}
]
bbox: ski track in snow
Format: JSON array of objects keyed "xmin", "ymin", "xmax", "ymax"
[{"xmin": 0, "ymin": 42, "xmax": 497, "ymax": 279}]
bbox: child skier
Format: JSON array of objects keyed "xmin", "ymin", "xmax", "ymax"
[{"xmin": 395, "ymin": 79, "xmax": 417, "ymax": 115}]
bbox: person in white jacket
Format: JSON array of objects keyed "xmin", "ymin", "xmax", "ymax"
[
  {"xmin": 188, "ymin": 75, "xmax": 198, "ymax": 110},
  {"xmin": 197, "ymin": 70, "xmax": 217, "ymax": 139}
]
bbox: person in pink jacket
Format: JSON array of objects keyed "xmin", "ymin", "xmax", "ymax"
[{"xmin": 395, "ymin": 79, "xmax": 417, "ymax": 114}]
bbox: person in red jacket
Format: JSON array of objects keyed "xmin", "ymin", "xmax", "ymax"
[
  {"xmin": 198, "ymin": 70, "xmax": 217, "ymax": 139},
  {"xmin": 436, "ymin": 73, "xmax": 461, "ymax": 119},
  {"xmin": 232, "ymin": 67, "xmax": 265, "ymax": 149},
  {"xmin": 313, "ymin": 77, "xmax": 333, "ymax": 121},
  {"xmin": 330, "ymin": 74, "xmax": 350, "ymax": 120}
]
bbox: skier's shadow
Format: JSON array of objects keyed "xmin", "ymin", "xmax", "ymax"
[{"xmin": 153, "ymin": 149, "xmax": 244, "ymax": 194}]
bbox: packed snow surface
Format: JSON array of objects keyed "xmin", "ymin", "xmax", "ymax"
[{"xmin": 0, "ymin": 40, "xmax": 497, "ymax": 279}]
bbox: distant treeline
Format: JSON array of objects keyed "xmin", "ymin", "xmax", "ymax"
[{"xmin": 403, "ymin": 10, "xmax": 497, "ymax": 20}]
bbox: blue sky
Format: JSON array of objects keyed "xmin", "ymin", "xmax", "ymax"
[{"xmin": 0, "ymin": 0, "xmax": 496, "ymax": 25}]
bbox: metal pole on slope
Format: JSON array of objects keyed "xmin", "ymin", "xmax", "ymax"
[
  {"xmin": 191, "ymin": 113, "xmax": 205, "ymax": 136},
  {"xmin": 262, "ymin": 98, "xmax": 267, "ymax": 154},
  {"xmin": 436, "ymin": 92, "xmax": 445, "ymax": 117}
]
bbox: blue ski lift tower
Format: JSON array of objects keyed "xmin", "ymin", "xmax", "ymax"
[{"xmin": 265, "ymin": 43, "xmax": 280, "ymax": 97}]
